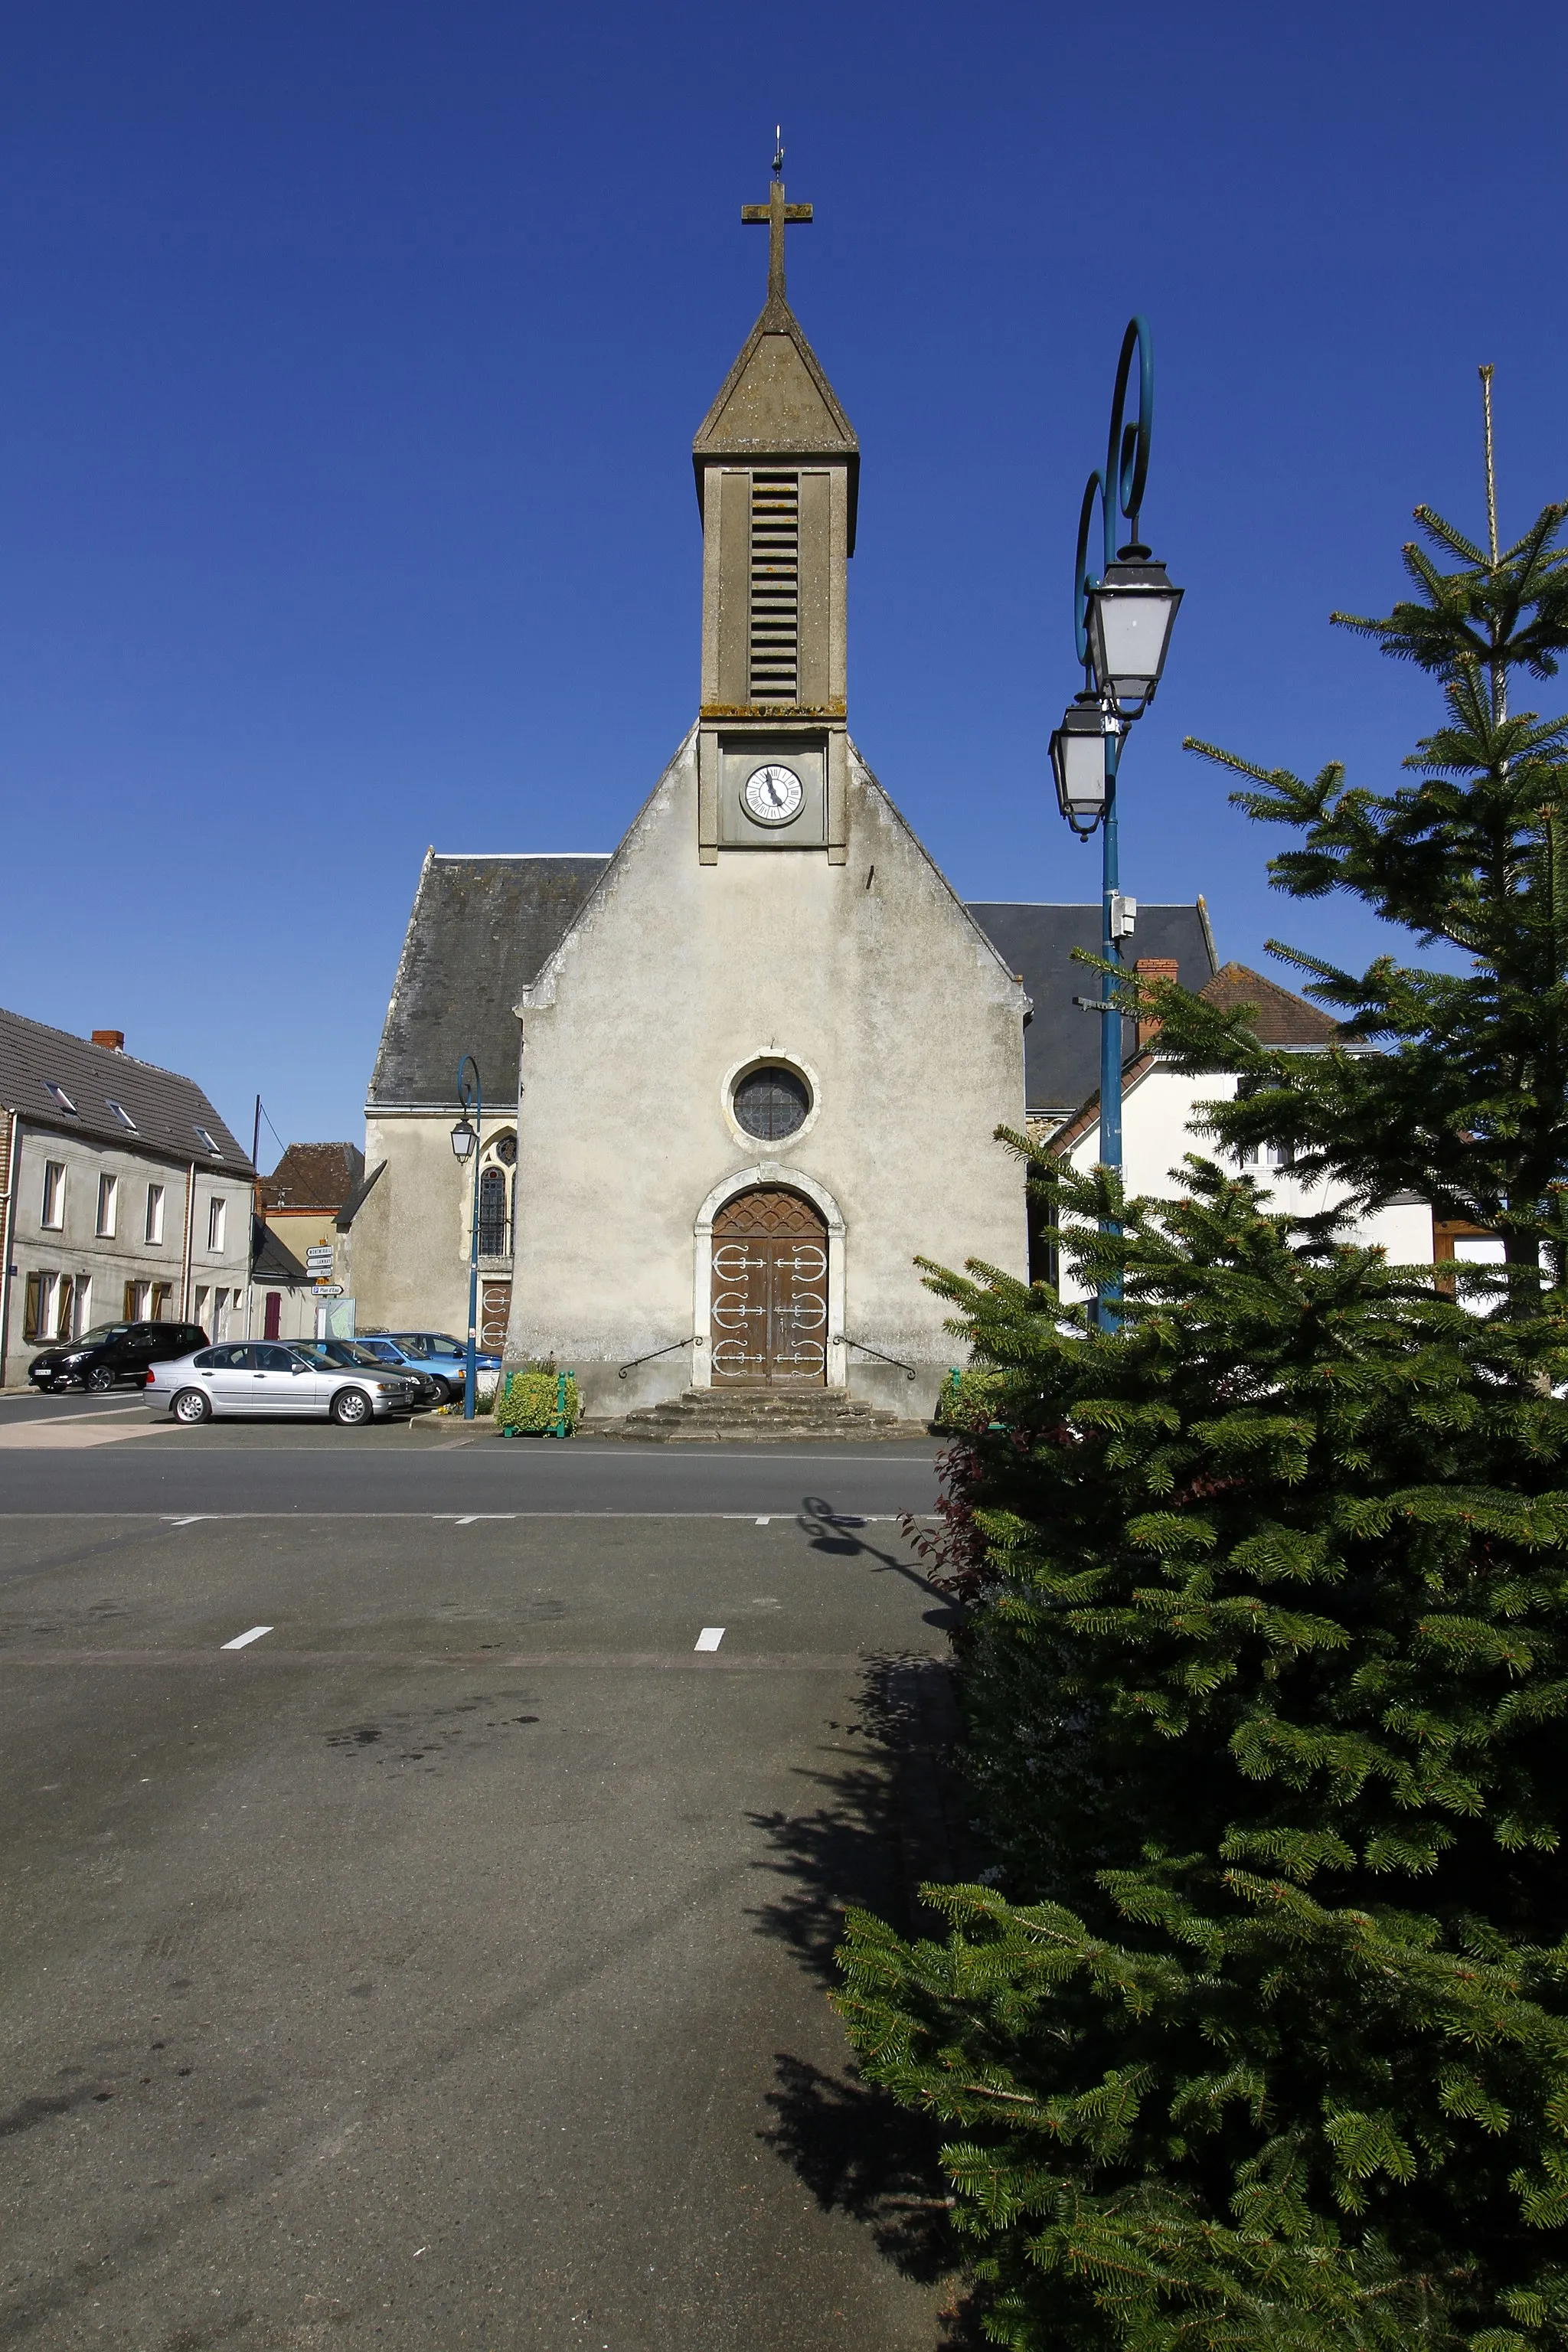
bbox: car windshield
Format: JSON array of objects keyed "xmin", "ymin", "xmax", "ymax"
[{"xmin": 355, "ymin": 1341, "xmax": 401, "ymax": 1361}]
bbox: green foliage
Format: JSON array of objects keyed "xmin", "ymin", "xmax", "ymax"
[
  {"xmin": 837, "ymin": 1161, "xmax": 1568, "ymax": 2348},
  {"xmin": 493, "ymin": 1367, "xmax": 580, "ymax": 1436},
  {"xmin": 936, "ymin": 1366, "xmax": 1014, "ymax": 1432},
  {"xmin": 1132, "ymin": 494, "xmax": 1568, "ymax": 1288}
]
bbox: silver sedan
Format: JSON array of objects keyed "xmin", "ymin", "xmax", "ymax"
[{"xmin": 145, "ymin": 1341, "xmax": 420, "ymax": 1426}]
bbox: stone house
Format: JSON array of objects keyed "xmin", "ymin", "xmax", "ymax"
[
  {"xmin": 0, "ymin": 1011, "xmax": 253, "ymax": 1385},
  {"xmin": 252, "ymin": 1141, "xmax": 367, "ymax": 1341}
]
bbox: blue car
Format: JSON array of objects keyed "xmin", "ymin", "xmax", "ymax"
[{"xmin": 379, "ymin": 1329, "xmax": 502, "ymax": 1404}]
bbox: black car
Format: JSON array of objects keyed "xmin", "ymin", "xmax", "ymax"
[{"xmin": 29, "ymin": 1321, "xmax": 209, "ymax": 1393}]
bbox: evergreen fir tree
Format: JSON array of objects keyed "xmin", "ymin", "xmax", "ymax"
[
  {"xmin": 835, "ymin": 390, "xmax": 1568, "ymax": 2347},
  {"xmin": 1149, "ymin": 375, "xmax": 1568, "ymax": 1301}
]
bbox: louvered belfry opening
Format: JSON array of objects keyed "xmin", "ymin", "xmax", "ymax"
[{"xmin": 748, "ymin": 472, "xmax": 800, "ymax": 702}]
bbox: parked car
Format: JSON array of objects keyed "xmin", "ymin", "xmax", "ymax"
[
  {"xmin": 29, "ymin": 1320, "xmax": 209, "ymax": 1393},
  {"xmin": 375, "ymin": 1330, "xmax": 501, "ymax": 1404},
  {"xmin": 289, "ymin": 1338, "xmax": 443, "ymax": 1412},
  {"xmin": 145, "ymin": 1341, "xmax": 420, "ymax": 1425}
]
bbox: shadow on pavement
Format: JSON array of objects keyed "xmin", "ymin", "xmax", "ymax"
[{"xmin": 750, "ymin": 1650, "xmax": 988, "ymax": 2342}]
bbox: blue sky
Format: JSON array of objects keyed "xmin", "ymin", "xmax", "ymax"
[{"xmin": 4, "ymin": 0, "xmax": 1564, "ymax": 1162}]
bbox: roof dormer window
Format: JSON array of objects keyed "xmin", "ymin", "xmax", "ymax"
[
  {"xmin": 47, "ymin": 1083, "xmax": 78, "ymax": 1115},
  {"xmin": 106, "ymin": 1099, "xmax": 137, "ymax": 1132},
  {"xmin": 194, "ymin": 1126, "xmax": 222, "ymax": 1158}
]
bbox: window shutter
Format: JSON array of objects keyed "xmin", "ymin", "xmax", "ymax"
[{"xmin": 749, "ymin": 472, "xmax": 799, "ymax": 703}]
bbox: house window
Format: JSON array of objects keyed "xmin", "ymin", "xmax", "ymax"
[
  {"xmin": 194, "ymin": 1125, "xmax": 222, "ymax": 1158},
  {"xmin": 24, "ymin": 1271, "xmax": 60, "ymax": 1343},
  {"xmin": 478, "ymin": 1167, "xmax": 510, "ymax": 1256},
  {"xmin": 213, "ymin": 1286, "xmax": 233, "ymax": 1337},
  {"xmin": 151, "ymin": 1282, "xmax": 173, "ymax": 1322},
  {"xmin": 145, "ymin": 1183, "xmax": 165, "ymax": 1244},
  {"xmin": 41, "ymin": 1161, "xmax": 66, "ymax": 1230},
  {"xmin": 194, "ymin": 1285, "xmax": 210, "ymax": 1328},
  {"xmin": 207, "ymin": 1197, "xmax": 226, "ymax": 1252},
  {"xmin": 46, "ymin": 1083, "xmax": 77, "ymax": 1116},
  {"xmin": 123, "ymin": 1279, "xmax": 151, "ymax": 1320},
  {"xmin": 106, "ymin": 1099, "xmax": 137, "ymax": 1132},
  {"xmin": 96, "ymin": 1174, "xmax": 118, "ymax": 1237},
  {"xmin": 74, "ymin": 1279, "xmax": 91, "ymax": 1337}
]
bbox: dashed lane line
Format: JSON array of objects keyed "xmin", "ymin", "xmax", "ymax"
[
  {"xmin": 220, "ymin": 1625, "xmax": 274, "ymax": 1651},
  {"xmin": 694, "ymin": 1627, "xmax": 726, "ymax": 1651}
]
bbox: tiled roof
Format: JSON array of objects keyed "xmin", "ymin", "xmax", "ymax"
[
  {"xmin": 259, "ymin": 1141, "xmax": 365, "ymax": 1212},
  {"xmin": 368, "ymin": 853, "xmax": 610, "ymax": 1111},
  {"xmin": 965, "ymin": 902, "xmax": 1220, "ymax": 1113},
  {"xmin": 0, "ymin": 1007, "xmax": 252, "ymax": 1170},
  {"xmin": 1200, "ymin": 962, "xmax": 1341, "ymax": 1045}
]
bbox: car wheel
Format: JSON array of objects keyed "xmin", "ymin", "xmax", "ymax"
[
  {"xmin": 86, "ymin": 1366, "xmax": 116, "ymax": 1393},
  {"xmin": 427, "ymin": 1376, "xmax": 452, "ymax": 1404},
  {"xmin": 172, "ymin": 1389, "xmax": 211, "ymax": 1425},
  {"xmin": 330, "ymin": 1387, "xmax": 373, "ymax": 1426}
]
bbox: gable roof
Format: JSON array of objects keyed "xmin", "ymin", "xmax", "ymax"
[
  {"xmin": 1044, "ymin": 960, "xmax": 1346, "ymax": 1155},
  {"xmin": 693, "ymin": 292, "xmax": 860, "ymax": 551},
  {"xmin": 1201, "ymin": 961, "xmax": 1341, "ymax": 1045},
  {"xmin": 259, "ymin": 1141, "xmax": 365, "ymax": 1213},
  {"xmin": 0, "ymin": 1006, "xmax": 252, "ymax": 1169},
  {"xmin": 965, "ymin": 902, "xmax": 1220, "ymax": 1114},
  {"xmin": 368, "ymin": 852, "xmax": 610, "ymax": 1110}
]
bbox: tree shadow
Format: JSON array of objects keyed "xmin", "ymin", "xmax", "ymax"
[{"xmin": 750, "ymin": 1653, "xmax": 988, "ymax": 2340}]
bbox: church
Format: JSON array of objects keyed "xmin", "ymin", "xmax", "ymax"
[{"xmin": 346, "ymin": 170, "xmax": 1217, "ymax": 1422}]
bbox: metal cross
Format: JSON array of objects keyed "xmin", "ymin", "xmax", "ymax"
[{"xmin": 741, "ymin": 150, "xmax": 812, "ymax": 305}]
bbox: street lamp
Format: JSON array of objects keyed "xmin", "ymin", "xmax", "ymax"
[
  {"xmin": 452, "ymin": 1057, "xmax": 482, "ymax": 1419},
  {"xmin": 1050, "ymin": 692, "xmax": 1112, "ymax": 833},
  {"xmin": 1057, "ymin": 316, "xmax": 1184, "ymax": 1328}
]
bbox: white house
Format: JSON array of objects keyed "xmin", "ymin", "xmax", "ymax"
[{"xmin": 1045, "ymin": 961, "xmax": 1435, "ymax": 1306}]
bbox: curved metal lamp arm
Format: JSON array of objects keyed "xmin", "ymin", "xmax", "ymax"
[
  {"xmin": 1073, "ymin": 317, "xmax": 1156, "ymax": 666},
  {"xmin": 456, "ymin": 1054, "xmax": 482, "ymax": 1126},
  {"xmin": 1106, "ymin": 314, "xmax": 1154, "ymax": 556}
]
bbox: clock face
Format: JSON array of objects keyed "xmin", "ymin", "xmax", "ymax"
[{"xmin": 743, "ymin": 763, "xmax": 805, "ymax": 826}]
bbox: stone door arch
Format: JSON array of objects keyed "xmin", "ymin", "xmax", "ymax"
[{"xmin": 710, "ymin": 1188, "xmax": 828, "ymax": 1386}]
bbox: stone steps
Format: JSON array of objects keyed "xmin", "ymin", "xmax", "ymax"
[{"xmin": 588, "ymin": 1387, "xmax": 933, "ymax": 1445}]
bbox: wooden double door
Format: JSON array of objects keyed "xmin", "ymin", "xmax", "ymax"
[{"xmin": 710, "ymin": 1189, "xmax": 828, "ymax": 1386}]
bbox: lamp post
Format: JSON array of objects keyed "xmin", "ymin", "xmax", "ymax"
[
  {"xmin": 1047, "ymin": 316, "xmax": 1183, "ymax": 1327},
  {"xmin": 449, "ymin": 1056, "xmax": 482, "ymax": 1421}
]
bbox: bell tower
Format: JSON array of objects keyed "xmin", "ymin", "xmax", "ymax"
[{"xmin": 692, "ymin": 151, "xmax": 858, "ymax": 865}]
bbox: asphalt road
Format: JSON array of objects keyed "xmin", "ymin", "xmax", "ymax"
[{"xmin": 0, "ymin": 1403, "xmax": 968, "ymax": 2350}]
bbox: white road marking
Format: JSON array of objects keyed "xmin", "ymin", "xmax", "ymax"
[
  {"xmin": 451, "ymin": 1514, "xmax": 518, "ymax": 1526},
  {"xmin": 166, "ymin": 1515, "xmax": 211, "ymax": 1527},
  {"xmin": 756, "ymin": 1515, "xmax": 771, "ymax": 1525},
  {"xmin": 220, "ymin": 1625, "xmax": 273, "ymax": 1651},
  {"xmin": 694, "ymin": 1627, "xmax": 725, "ymax": 1651}
]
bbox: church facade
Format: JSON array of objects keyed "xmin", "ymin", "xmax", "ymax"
[{"xmin": 348, "ymin": 175, "xmax": 1217, "ymax": 1417}]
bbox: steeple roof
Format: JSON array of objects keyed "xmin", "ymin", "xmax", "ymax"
[{"xmin": 692, "ymin": 171, "xmax": 860, "ymax": 551}]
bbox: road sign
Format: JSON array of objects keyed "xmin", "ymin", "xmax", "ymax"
[{"xmin": 314, "ymin": 1282, "xmax": 344, "ymax": 1297}]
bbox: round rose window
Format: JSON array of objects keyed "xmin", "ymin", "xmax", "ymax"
[{"xmin": 732, "ymin": 1065, "xmax": 811, "ymax": 1142}]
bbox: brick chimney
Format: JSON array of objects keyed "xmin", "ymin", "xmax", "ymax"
[
  {"xmin": 1134, "ymin": 959, "xmax": 1179, "ymax": 1051},
  {"xmin": 91, "ymin": 1029, "xmax": 125, "ymax": 1052}
]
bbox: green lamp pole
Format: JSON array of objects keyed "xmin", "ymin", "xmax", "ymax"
[
  {"xmin": 1048, "ymin": 317, "xmax": 1184, "ymax": 1328},
  {"xmin": 449, "ymin": 1057, "xmax": 483, "ymax": 1420}
]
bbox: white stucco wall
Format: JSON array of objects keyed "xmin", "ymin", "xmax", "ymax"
[
  {"xmin": 506, "ymin": 729, "xmax": 1030, "ymax": 1416},
  {"xmin": 1053, "ymin": 1063, "xmax": 1435, "ymax": 1305}
]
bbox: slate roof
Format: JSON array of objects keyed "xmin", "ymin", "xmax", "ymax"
[
  {"xmin": 0, "ymin": 1006, "xmax": 253, "ymax": 1170},
  {"xmin": 368, "ymin": 854, "xmax": 611, "ymax": 1110},
  {"xmin": 259, "ymin": 1141, "xmax": 365, "ymax": 1212},
  {"xmin": 965, "ymin": 902, "xmax": 1220, "ymax": 1115}
]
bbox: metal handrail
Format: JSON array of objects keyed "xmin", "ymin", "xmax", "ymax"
[
  {"xmin": 618, "ymin": 1337, "xmax": 699, "ymax": 1380},
  {"xmin": 834, "ymin": 1334, "xmax": 917, "ymax": 1382}
]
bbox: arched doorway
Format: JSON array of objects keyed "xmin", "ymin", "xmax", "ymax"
[{"xmin": 710, "ymin": 1188, "xmax": 828, "ymax": 1386}]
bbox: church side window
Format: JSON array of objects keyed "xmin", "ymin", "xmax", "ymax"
[
  {"xmin": 749, "ymin": 472, "xmax": 799, "ymax": 702},
  {"xmin": 477, "ymin": 1166, "xmax": 510, "ymax": 1257}
]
